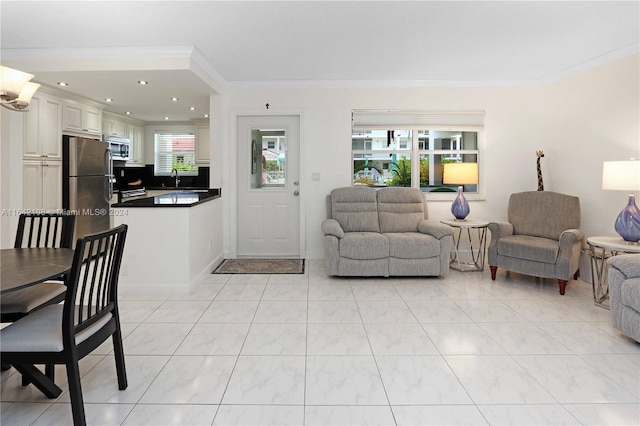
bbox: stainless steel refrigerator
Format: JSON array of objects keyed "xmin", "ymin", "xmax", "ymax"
[{"xmin": 63, "ymin": 136, "xmax": 113, "ymax": 242}]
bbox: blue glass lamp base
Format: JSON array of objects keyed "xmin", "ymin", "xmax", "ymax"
[
  {"xmin": 451, "ymin": 186, "xmax": 470, "ymax": 220},
  {"xmin": 615, "ymin": 194, "xmax": 640, "ymax": 243}
]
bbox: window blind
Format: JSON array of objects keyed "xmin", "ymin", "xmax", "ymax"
[
  {"xmin": 154, "ymin": 132, "xmax": 198, "ymax": 176},
  {"xmin": 352, "ymin": 110, "xmax": 485, "ymax": 129}
]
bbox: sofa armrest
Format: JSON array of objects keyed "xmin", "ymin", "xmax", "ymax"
[
  {"xmin": 321, "ymin": 219, "xmax": 345, "ymax": 239},
  {"xmin": 608, "ymin": 254, "xmax": 640, "ymax": 279},
  {"xmin": 417, "ymin": 220, "xmax": 454, "ymax": 239},
  {"xmin": 488, "ymin": 222, "xmax": 513, "ymax": 243}
]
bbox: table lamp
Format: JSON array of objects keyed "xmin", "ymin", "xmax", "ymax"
[
  {"xmin": 443, "ymin": 162, "xmax": 478, "ymax": 220},
  {"xmin": 602, "ymin": 160, "xmax": 640, "ymax": 243}
]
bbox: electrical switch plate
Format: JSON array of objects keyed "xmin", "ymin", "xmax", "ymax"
[{"xmin": 312, "ymin": 173, "xmax": 320, "ymax": 181}]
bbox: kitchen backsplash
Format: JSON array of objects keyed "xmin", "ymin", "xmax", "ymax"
[{"xmin": 113, "ymin": 165, "xmax": 210, "ymax": 190}]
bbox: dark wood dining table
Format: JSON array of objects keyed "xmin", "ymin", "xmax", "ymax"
[{"xmin": 0, "ymin": 247, "xmax": 75, "ymax": 398}]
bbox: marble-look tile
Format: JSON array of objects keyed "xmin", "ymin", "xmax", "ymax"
[
  {"xmin": 198, "ymin": 273, "xmax": 231, "ymax": 284},
  {"xmin": 364, "ymin": 323, "xmax": 439, "ymax": 355},
  {"xmin": 392, "ymin": 405, "xmax": 488, "ymax": 426},
  {"xmin": 122, "ymin": 323, "xmax": 193, "ymax": 355},
  {"xmin": 226, "ymin": 274, "xmax": 270, "ymax": 284},
  {"xmin": 535, "ymin": 321, "xmax": 639, "ymax": 354},
  {"xmin": 242, "ymin": 323, "xmax": 307, "ymax": 355},
  {"xmin": 305, "ymin": 356, "xmax": 387, "ymax": 405},
  {"xmin": 213, "ymin": 405, "xmax": 304, "ymax": 425},
  {"xmin": 308, "ymin": 301, "xmax": 362, "ymax": 323},
  {"xmin": 117, "ymin": 300, "xmax": 164, "ymax": 323},
  {"xmin": 31, "ymin": 402, "xmax": 134, "ymax": 426},
  {"xmin": 305, "ymin": 405, "xmax": 396, "ymax": 425},
  {"xmin": 435, "ymin": 281, "xmax": 495, "ymax": 299},
  {"xmin": 357, "ymin": 301, "xmax": 418, "ymax": 324},
  {"xmin": 168, "ymin": 284, "xmax": 224, "ymax": 300},
  {"xmin": 176, "ymin": 323, "xmax": 250, "ymax": 355},
  {"xmin": 139, "ymin": 356, "xmax": 236, "ymax": 404},
  {"xmin": 405, "ymin": 299, "xmax": 473, "ymax": 323},
  {"xmin": 351, "ymin": 283, "xmax": 402, "ymax": 301},
  {"xmin": 454, "ymin": 300, "xmax": 528, "ymax": 323},
  {"xmin": 92, "ymin": 322, "xmax": 139, "ymax": 355},
  {"xmin": 262, "ymin": 283, "xmax": 309, "ymax": 300},
  {"xmin": 215, "ymin": 283, "xmax": 266, "ymax": 300},
  {"xmin": 307, "ymin": 323, "xmax": 371, "ymax": 355},
  {"xmin": 222, "ymin": 356, "xmax": 305, "ymax": 404},
  {"xmin": 502, "ymin": 299, "xmax": 583, "ymax": 321},
  {"xmin": 253, "ymin": 301, "xmax": 307, "ymax": 323},
  {"xmin": 445, "ymin": 355, "xmax": 556, "ymax": 404},
  {"xmin": 144, "ymin": 300, "xmax": 211, "ymax": 323},
  {"xmin": 1, "ymin": 402, "xmax": 52, "ymax": 426},
  {"xmin": 477, "ymin": 404, "xmax": 580, "ymax": 425},
  {"xmin": 308, "ymin": 283, "xmax": 355, "ymax": 301},
  {"xmin": 123, "ymin": 404, "xmax": 218, "ymax": 425},
  {"xmin": 580, "ymin": 353, "xmax": 640, "ymax": 398},
  {"xmin": 198, "ymin": 300, "xmax": 259, "ymax": 323},
  {"xmin": 393, "ymin": 282, "xmax": 450, "ymax": 300},
  {"xmin": 477, "ymin": 322, "xmax": 572, "ymax": 355},
  {"xmin": 422, "ymin": 323, "xmax": 506, "ymax": 355},
  {"xmin": 513, "ymin": 354, "xmax": 638, "ymax": 403},
  {"xmin": 267, "ymin": 274, "xmax": 309, "ymax": 285},
  {"xmin": 61, "ymin": 355, "xmax": 169, "ymax": 404},
  {"xmin": 375, "ymin": 356, "xmax": 472, "ymax": 405},
  {"xmin": 563, "ymin": 403, "xmax": 640, "ymax": 425}
]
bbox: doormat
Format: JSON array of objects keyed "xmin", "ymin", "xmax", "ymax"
[{"xmin": 213, "ymin": 259, "xmax": 305, "ymax": 274}]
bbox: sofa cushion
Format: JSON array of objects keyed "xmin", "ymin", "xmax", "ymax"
[
  {"xmin": 621, "ymin": 278, "xmax": 640, "ymax": 312},
  {"xmin": 339, "ymin": 232, "xmax": 389, "ymax": 260},
  {"xmin": 385, "ymin": 233, "xmax": 440, "ymax": 259},
  {"xmin": 377, "ymin": 187, "xmax": 426, "ymax": 233},
  {"xmin": 331, "ymin": 187, "xmax": 380, "ymax": 233},
  {"xmin": 496, "ymin": 235, "xmax": 559, "ymax": 264}
]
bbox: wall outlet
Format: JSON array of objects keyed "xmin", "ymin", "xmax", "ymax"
[{"xmin": 312, "ymin": 173, "xmax": 321, "ymax": 181}]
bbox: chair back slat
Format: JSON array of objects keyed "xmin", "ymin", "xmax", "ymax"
[
  {"xmin": 63, "ymin": 225, "xmax": 127, "ymax": 341},
  {"xmin": 14, "ymin": 213, "xmax": 76, "ymax": 249}
]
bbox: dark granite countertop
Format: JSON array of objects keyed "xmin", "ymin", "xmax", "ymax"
[{"xmin": 112, "ymin": 188, "xmax": 221, "ymax": 208}]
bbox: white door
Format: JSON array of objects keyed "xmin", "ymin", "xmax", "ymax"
[{"xmin": 237, "ymin": 115, "xmax": 300, "ymax": 257}]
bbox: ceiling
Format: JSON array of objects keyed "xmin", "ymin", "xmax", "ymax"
[{"xmin": 1, "ymin": 1, "xmax": 638, "ymax": 122}]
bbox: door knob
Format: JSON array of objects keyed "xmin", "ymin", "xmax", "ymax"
[
  {"xmin": 293, "ymin": 190, "xmax": 300, "ymax": 196},
  {"xmin": 293, "ymin": 181, "xmax": 299, "ymax": 186}
]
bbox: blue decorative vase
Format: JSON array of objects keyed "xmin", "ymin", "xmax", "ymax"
[
  {"xmin": 615, "ymin": 194, "xmax": 640, "ymax": 243},
  {"xmin": 451, "ymin": 186, "xmax": 470, "ymax": 220}
]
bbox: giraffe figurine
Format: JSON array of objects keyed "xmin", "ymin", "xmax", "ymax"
[{"xmin": 536, "ymin": 150, "xmax": 544, "ymax": 191}]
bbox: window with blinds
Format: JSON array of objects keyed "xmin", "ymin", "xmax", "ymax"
[{"xmin": 154, "ymin": 132, "xmax": 198, "ymax": 176}]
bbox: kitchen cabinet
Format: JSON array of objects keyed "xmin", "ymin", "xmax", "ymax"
[
  {"xmin": 103, "ymin": 113, "xmax": 127, "ymax": 138},
  {"xmin": 126, "ymin": 123, "xmax": 145, "ymax": 165},
  {"xmin": 22, "ymin": 159, "xmax": 62, "ymax": 211},
  {"xmin": 62, "ymin": 100, "xmax": 102, "ymax": 137},
  {"xmin": 193, "ymin": 118, "xmax": 210, "ymax": 165},
  {"xmin": 23, "ymin": 92, "xmax": 63, "ymax": 161}
]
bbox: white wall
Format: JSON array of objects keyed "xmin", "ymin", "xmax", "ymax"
[{"xmin": 221, "ymin": 54, "xmax": 639, "ymax": 259}]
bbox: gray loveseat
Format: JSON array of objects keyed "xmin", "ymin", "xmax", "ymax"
[
  {"xmin": 608, "ymin": 254, "xmax": 640, "ymax": 343},
  {"xmin": 321, "ymin": 186, "xmax": 454, "ymax": 277}
]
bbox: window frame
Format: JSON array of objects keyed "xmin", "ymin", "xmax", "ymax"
[{"xmin": 153, "ymin": 131, "xmax": 198, "ymax": 177}]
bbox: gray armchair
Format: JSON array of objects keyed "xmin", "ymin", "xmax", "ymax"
[
  {"xmin": 608, "ymin": 254, "xmax": 640, "ymax": 342},
  {"xmin": 488, "ymin": 191, "xmax": 584, "ymax": 295}
]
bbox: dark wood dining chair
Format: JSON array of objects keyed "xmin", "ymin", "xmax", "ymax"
[
  {"xmin": 1, "ymin": 212, "xmax": 76, "ymax": 323},
  {"xmin": 0, "ymin": 225, "xmax": 128, "ymax": 426}
]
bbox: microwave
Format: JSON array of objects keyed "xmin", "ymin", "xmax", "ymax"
[{"xmin": 105, "ymin": 136, "xmax": 130, "ymax": 161}]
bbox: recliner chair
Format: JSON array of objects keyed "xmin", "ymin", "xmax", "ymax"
[{"xmin": 488, "ymin": 191, "xmax": 584, "ymax": 295}]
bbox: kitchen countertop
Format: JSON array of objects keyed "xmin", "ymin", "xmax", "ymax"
[{"xmin": 112, "ymin": 188, "xmax": 221, "ymax": 208}]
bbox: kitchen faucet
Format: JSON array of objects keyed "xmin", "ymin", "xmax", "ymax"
[{"xmin": 171, "ymin": 168, "xmax": 180, "ymax": 188}]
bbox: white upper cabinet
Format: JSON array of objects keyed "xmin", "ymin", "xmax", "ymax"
[
  {"xmin": 23, "ymin": 92, "xmax": 63, "ymax": 161},
  {"xmin": 192, "ymin": 118, "xmax": 210, "ymax": 165},
  {"xmin": 103, "ymin": 113, "xmax": 127, "ymax": 138},
  {"xmin": 126, "ymin": 123, "xmax": 145, "ymax": 165},
  {"xmin": 62, "ymin": 100, "xmax": 102, "ymax": 137}
]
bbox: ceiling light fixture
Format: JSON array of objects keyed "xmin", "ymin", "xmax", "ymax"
[
  {"xmin": 57, "ymin": 82, "xmax": 68, "ymax": 87},
  {"xmin": 124, "ymin": 111, "xmax": 132, "ymax": 115},
  {"xmin": 189, "ymin": 106, "xmax": 196, "ymax": 111},
  {"xmin": 203, "ymin": 114, "xmax": 209, "ymax": 118},
  {"xmin": 164, "ymin": 116, "xmax": 169, "ymax": 120},
  {"xmin": 105, "ymin": 98, "xmax": 113, "ymax": 102},
  {"xmin": 0, "ymin": 65, "xmax": 41, "ymax": 112},
  {"xmin": 138, "ymin": 80, "xmax": 148, "ymax": 85},
  {"xmin": 171, "ymin": 97, "xmax": 179, "ymax": 102}
]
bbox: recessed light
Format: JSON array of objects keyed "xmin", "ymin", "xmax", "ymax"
[
  {"xmin": 203, "ymin": 114, "xmax": 209, "ymax": 118},
  {"xmin": 171, "ymin": 97, "xmax": 179, "ymax": 102},
  {"xmin": 105, "ymin": 98, "xmax": 113, "ymax": 102},
  {"xmin": 57, "ymin": 82, "xmax": 68, "ymax": 86},
  {"xmin": 164, "ymin": 116, "xmax": 169, "ymax": 120},
  {"xmin": 138, "ymin": 80, "xmax": 148, "ymax": 85},
  {"xmin": 124, "ymin": 111, "xmax": 132, "ymax": 115},
  {"xmin": 189, "ymin": 106, "xmax": 196, "ymax": 111}
]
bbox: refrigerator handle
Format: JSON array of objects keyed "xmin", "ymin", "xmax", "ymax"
[{"xmin": 106, "ymin": 149, "xmax": 114, "ymax": 202}]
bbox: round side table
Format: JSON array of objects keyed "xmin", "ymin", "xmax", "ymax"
[
  {"xmin": 586, "ymin": 236, "xmax": 640, "ymax": 309},
  {"xmin": 440, "ymin": 219, "xmax": 489, "ymax": 272}
]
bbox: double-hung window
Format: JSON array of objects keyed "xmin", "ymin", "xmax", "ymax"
[
  {"xmin": 351, "ymin": 110, "xmax": 483, "ymax": 196},
  {"xmin": 154, "ymin": 132, "xmax": 198, "ymax": 176}
]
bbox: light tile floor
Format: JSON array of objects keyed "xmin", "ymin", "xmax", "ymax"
[{"xmin": 2, "ymin": 260, "xmax": 639, "ymax": 425}]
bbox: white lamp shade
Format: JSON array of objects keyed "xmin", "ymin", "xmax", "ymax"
[
  {"xmin": 16, "ymin": 82, "xmax": 40, "ymax": 104},
  {"xmin": 0, "ymin": 66, "xmax": 34, "ymax": 98},
  {"xmin": 602, "ymin": 160, "xmax": 640, "ymax": 191},
  {"xmin": 443, "ymin": 162, "xmax": 478, "ymax": 185}
]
